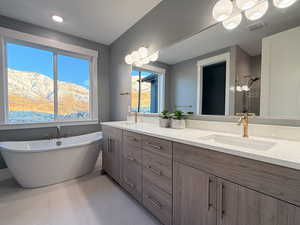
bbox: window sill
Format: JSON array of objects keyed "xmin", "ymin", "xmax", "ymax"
[{"xmin": 0, "ymin": 120, "xmax": 99, "ymax": 130}]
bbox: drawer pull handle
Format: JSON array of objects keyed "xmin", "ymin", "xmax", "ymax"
[
  {"xmin": 126, "ymin": 156, "xmax": 136, "ymax": 162},
  {"xmin": 128, "ymin": 136, "xmax": 138, "ymax": 142},
  {"xmin": 147, "ymin": 166, "xmax": 162, "ymax": 176},
  {"xmin": 208, "ymin": 178, "xmax": 212, "ymax": 210},
  {"xmin": 146, "ymin": 195, "xmax": 162, "ymax": 209},
  {"xmin": 145, "ymin": 142, "xmax": 162, "ymax": 150},
  {"xmin": 124, "ymin": 178, "xmax": 135, "ymax": 189},
  {"xmin": 220, "ymin": 183, "xmax": 225, "ymax": 219}
]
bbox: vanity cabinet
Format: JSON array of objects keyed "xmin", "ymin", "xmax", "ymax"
[
  {"xmin": 102, "ymin": 125, "xmax": 300, "ymax": 225},
  {"xmin": 102, "ymin": 126, "xmax": 122, "ymax": 183}
]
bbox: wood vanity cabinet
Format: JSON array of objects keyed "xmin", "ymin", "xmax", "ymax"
[
  {"xmin": 101, "ymin": 125, "xmax": 122, "ymax": 183},
  {"xmin": 101, "ymin": 126, "xmax": 300, "ymax": 225}
]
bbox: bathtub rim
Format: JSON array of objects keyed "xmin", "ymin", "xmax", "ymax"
[{"xmin": 0, "ymin": 131, "xmax": 103, "ymax": 153}]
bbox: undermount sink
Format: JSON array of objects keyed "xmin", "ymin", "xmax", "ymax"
[{"xmin": 200, "ymin": 134, "xmax": 275, "ymax": 151}]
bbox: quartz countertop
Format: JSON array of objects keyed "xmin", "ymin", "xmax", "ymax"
[{"xmin": 101, "ymin": 121, "xmax": 300, "ymax": 170}]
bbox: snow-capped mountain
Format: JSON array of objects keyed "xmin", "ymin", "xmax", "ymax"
[{"xmin": 8, "ymin": 68, "xmax": 89, "ymax": 115}]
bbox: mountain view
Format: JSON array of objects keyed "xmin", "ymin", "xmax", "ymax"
[
  {"xmin": 8, "ymin": 68, "xmax": 89, "ymax": 123},
  {"xmin": 131, "ymin": 75, "xmax": 151, "ymax": 112}
]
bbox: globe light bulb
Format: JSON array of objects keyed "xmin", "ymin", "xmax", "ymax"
[
  {"xmin": 273, "ymin": 0, "xmax": 297, "ymax": 8},
  {"xmin": 149, "ymin": 51, "xmax": 159, "ymax": 62},
  {"xmin": 131, "ymin": 51, "xmax": 139, "ymax": 61},
  {"xmin": 223, "ymin": 13, "xmax": 242, "ymax": 30},
  {"xmin": 125, "ymin": 55, "xmax": 133, "ymax": 64},
  {"xmin": 138, "ymin": 47, "xmax": 148, "ymax": 58},
  {"xmin": 213, "ymin": 0, "xmax": 234, "ymax": 21},
  {"xmin": 142, "ymin": 57, "xmax": 150, "ymax": 64},
  {"xmin": 236, "ymin": 0, "xmax": 258, "ymax": 10},
  {"xmin": 245, "ymin": 1, "xmax": 269, "ymax": 21}
]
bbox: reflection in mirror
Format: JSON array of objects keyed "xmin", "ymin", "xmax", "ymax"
[
  {"xmin": 130, "ymin": 65, "xmax": 166, "ymax": 113},
  {"xmin": 152, "ymin": 1, "xmax": 300, "ymax": 119}
]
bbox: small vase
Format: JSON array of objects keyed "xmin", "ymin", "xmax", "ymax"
[
  {"xmin": 171, "ymin": 119, "xmax": 186, "ymax": 129},
  {"xmin": 159, "ymin": 118, "xmax": 170, "ymax": 128}
]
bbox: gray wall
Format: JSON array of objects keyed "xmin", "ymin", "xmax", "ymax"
[
  {"xmin": 109, "ymin": 0, "xmax": 218, "ymax": 120},
  {"xmin": 169, "ymin": 48, "xmax": 230, "ymax": 113},
  {"xmin": 0, "ymin": 15, "xmax": 110, "ymax": 169}
]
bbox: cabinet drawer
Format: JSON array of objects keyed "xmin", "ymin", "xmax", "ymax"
[
  {"xmin": 121, "ymin": 155, "xmax": 142, "ymax": 202},
  {"xmin": 124, "ymin": 131, "xmax": 142, "ymax": 148},
  {"xmin": 143, "ymin": 178, "xmax": 172, "ymax": 225},
  {"xmin": 143, "ymin": 150, "xmax": 172, "ymax": 194},
  {"xmin": 123, "ymin": 143, "xmax": 142, "ymax": 164},
  {"xmin": 142, "ymin": 135, "xmax": 172, "ymax": 158}
]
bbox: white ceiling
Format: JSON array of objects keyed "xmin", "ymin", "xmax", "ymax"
[
  {"xmin": 159, "ymin": 2, "xmax": 300, "ymax": 65},
  {"xmin": 0, "ymin": 0, "xmax": 162, "ymax": 45}
]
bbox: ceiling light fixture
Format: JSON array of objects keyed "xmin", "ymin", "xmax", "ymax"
[
  {"xmin": 213, "ymin": 0, "xmax": 234, "ymax": 21},
  {"xmin": 273, "ymin": 0, "xmax": 298, "ymax": 8},
  {"xmin": 223, "ymin": 13, "xmax": 242, "ymax": 29},
  {"xmin": 245, "ymin": 1, "xmax": 269, "ymax": 20},
  {"xmin": 124, "ymin": 48, "xmax": 159, "ymax": 66},
  {"xmin": 52, "ymin": 15, "xmax": 64, "ymax": 23}
]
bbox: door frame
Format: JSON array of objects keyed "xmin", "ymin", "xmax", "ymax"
[{"xmin": 196, "ymin": 52, "xmax": 231, "ymax": 115}]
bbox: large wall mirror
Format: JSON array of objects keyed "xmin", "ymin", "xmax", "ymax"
[{"xmin": 130, "ymin": 0, "xmax": 300, "ymax": 121}]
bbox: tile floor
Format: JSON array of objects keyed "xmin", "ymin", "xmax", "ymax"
[{"xmin": 0, "ymin": 172, "xmax": 161, "ymax": 225}]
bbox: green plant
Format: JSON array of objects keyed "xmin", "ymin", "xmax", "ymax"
[
  {"xmin": 187, "ymin": 111, "xmax": 194, "ymax": 115},
  {"xmin": 172, "ymin": 110, "xmax": 185, "ymax": 120},
  {"xmin": 160, "ymin": 110, "xmax": 170, "ymax": 119}
]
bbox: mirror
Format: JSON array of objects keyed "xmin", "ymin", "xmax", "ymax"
[{"xmin": 130, "ymin": 1, "xmax": 300, "ymax": 120}]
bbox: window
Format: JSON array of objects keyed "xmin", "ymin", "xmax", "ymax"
[
  {"xmin": 0, "ymin": 27, "xmax": 98, "ymax": 126},
  {"xmin": 130, "ymin": 66, "xmax": 165, "ymax": 113}
]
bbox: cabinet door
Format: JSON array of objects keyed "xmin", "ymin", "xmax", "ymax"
[
  {"xmin": 217, "ymin": 178, "xmax": 300, "ymax": 225},
  {"xmin": 110, "ymin": 135, "xmax": 121, "ymax": 182},
  {"xmin": 173, "ymin": 162, "xmax": 217, "ymax": 225},
  {"xmin": 102, "ymin": 127, "xmax": 122, "ymax": 183},
  {"xmin": 102, "ymin": 132, "xmax": 113, "ymax": 178}
]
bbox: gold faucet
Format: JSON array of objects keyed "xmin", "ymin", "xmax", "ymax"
[{"xmin": 236, "ymin": 112, "xmax": 255, "ymax": 138}]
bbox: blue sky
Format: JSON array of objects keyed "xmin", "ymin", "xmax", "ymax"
[
  {"xmin": 131, "ymin": 70, "xmax": 153, "ymax": 77},
  {"xmin": 6, "ymin": 42, "xmax": 89, "ymax": 88}
]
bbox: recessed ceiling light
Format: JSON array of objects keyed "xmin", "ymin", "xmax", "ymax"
[{"xmin": 52, "ymin": 15, "xmax": 63, "ymax": 23}]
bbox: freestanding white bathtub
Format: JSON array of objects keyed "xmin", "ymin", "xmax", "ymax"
[{"xmin": 0, "ymin": 132, "xmax": 102, "ymax": 188}]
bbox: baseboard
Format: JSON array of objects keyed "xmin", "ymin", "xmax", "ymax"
[{"xmin": 0, "ymin": 168, "xmax": 12, "ymax": 181}]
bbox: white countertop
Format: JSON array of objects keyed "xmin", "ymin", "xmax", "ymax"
[{"xmin": 101, "ymin": 121, "xmax": 300, "ymax": 171}]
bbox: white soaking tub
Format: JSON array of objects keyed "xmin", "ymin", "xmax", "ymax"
[{"xmin": 0, "ymin": 132, "xmax": 102, "ymax": 188}]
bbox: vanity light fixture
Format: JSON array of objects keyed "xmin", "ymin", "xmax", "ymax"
[
  {"xmin": 223, "ymin": 13, "xmax": 242, "ymax": 30},
  {"xmin": 213, "ymin": 0, "xmax": 297, "ymax": 30},
  {"xmin": 236, "ymin": 0, "xmax": 258, "ymax": 10},
  {"xmin": 125, "ymin": 47, "xmax": 159, "ymax": 66},
  {"xmin": 52, "ymin": 15, "xmax": 64, "ymax": 23},
  {"xmin": 245, "ymin": 1, "xmax": 269, "ymax": 21}
]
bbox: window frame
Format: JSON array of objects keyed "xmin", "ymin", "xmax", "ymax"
[{"xmin": 0, "ymin": 26, "xmax": 99, "ymax": 129}]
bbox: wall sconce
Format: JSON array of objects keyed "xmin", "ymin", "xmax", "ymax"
[{"xmin": 125, "ymin": 47, "xmax": 159, "ymax": 66}]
